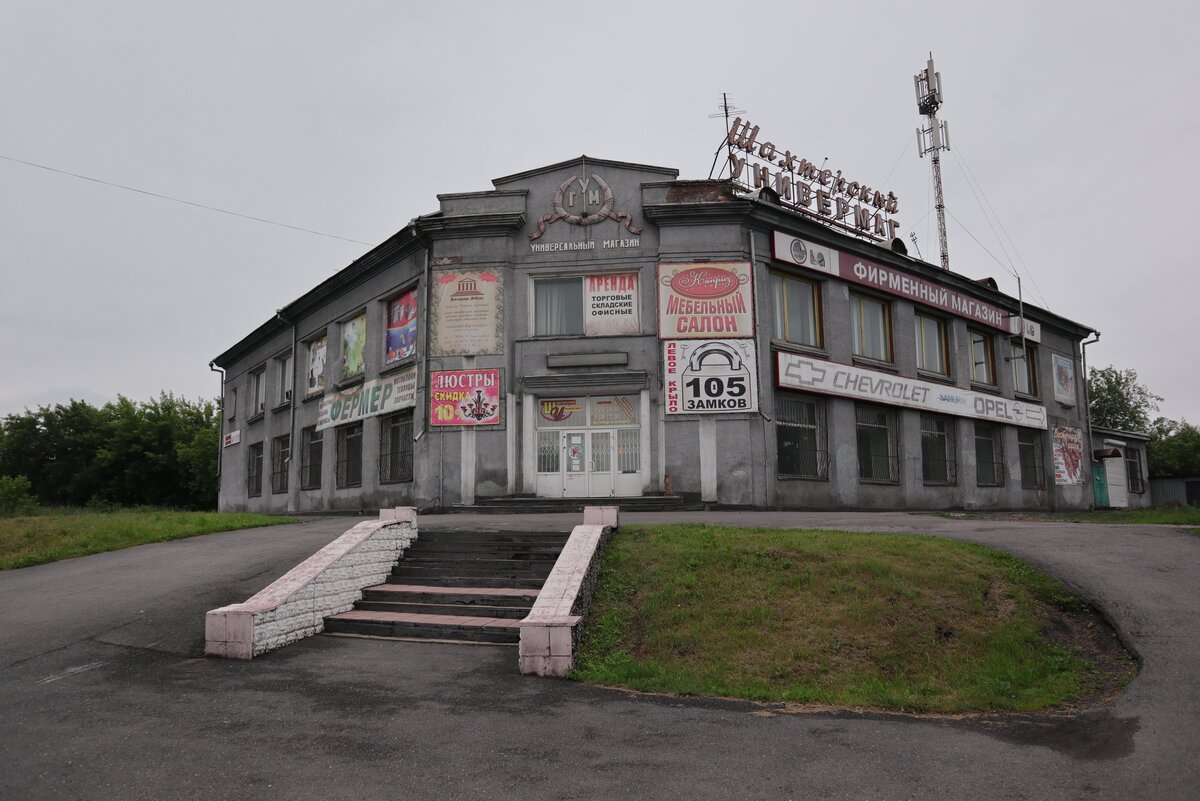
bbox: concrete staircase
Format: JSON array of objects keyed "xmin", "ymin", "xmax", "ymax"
[
  {"xmin": 451, "ymin": 494, "xmax": 694, "ymax": 514},
  {"xmin": 322, "ymin": 529, "xmax": 570, "ymax": 645}
]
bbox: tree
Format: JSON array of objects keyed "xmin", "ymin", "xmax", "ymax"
[
  {"xmin": 1087, "ymin": 366, "xmax": 1162, "ymax": 432},
  {"xmin": 1148, "ymin": 418, "xmax": 1200, "ymax": 478}
]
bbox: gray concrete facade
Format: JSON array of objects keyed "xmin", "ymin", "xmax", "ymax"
[{"xmin": 214, "ymin": 156, "xmax": 1097, "ymax": 513}]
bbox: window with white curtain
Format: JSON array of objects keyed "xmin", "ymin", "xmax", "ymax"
[{"xmin": 534, "ymin": 277, "xmax": 585, "ymax": 336}]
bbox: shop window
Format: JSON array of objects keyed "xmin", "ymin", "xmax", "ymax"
[
  {"xmin": 975, "ymin": 422, "xmax": 1005, "ymax": 487},
  {"xmin": 920, "ymin": 414, "xmax": 957, "ymax": 485},
  {"xmin": 537, "ymin": 431, "xmax": 560, "ymax": 473},
  {"xmin": 969, "ymin": 330, "xmax": 995, "ymax": 385},
  {"xmin": 1012, "ymin": 341, "xmax": 1038, "ymax": 396},
  {"xmin": 1017, "ymin": 429, "xmax": 1045, "ymax": 490},
  {"xmin": 617, "ymin": 428, "xmax": 640, "ymax": 474},
  {"xmin": 380, "ymin": 411, "xmax": 414, "ymax": 484},
  {"xmin": 305, "ymin": 335, "xmax": 327, "ymax": 397},
  {"xmin": 275, "ymin": 351, "xmax": 293, "ymax": 407},
  {"xmin": 335, "ymin": 422, "xmax": 363, "ymax": 488},
  {"xmin": 1126, "ymin": 449, "xmax": 1145, "ymax": 493},
  {"xmin": 247, "ymin": 441, "xmax": 264, "ymax": 497},
  {"xmin": 855, "ymin": 404, "xmax": 898, "ymax": 483},
  {"xmin": 851, "ymin": 294, "xmax": 892, "ymax": 362},
  {"xmin": 914, "ymin": 313, "xmax": 949, "ymax": 376},
  {"xmin": 769, "ymin": 273, "xmax": 821, "ymax": 348},
  {"xmin": 300, "ymin": 426, "xmax": 322, "ymax": 490},
  {"xmin": 340, "ymin": 312, "xmax": 367, "ymax": 382},
  {"xmin": 271, "ymin": 434, "xmax": 290, "ymax": 494},
  {"xmin": 248, "ymin": 369, "xmax": 266, "ymax": 417},
  {"xmin": 776, "ymin": 394, "xmax": 827, "ymax": 479},
  {"xmin": 535, "ymin": 277, "xmax": 585, "ymax": 336}
]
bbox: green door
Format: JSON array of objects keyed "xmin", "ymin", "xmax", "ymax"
[{"xmin": 1093, "ymin": 461, "xmax": 1109, "ymax": 507}]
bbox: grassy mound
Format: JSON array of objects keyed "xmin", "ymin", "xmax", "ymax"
[{"xmin": 574, "ymin": 524, "xmax": 1134, "ymax": 713}]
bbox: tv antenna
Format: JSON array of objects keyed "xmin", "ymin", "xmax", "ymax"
[
  {"xmin": 708, "ymin": 92, "xmax": 745, "ymax": 179},
  {"xmin": 915, "ymin": 54, "xmax": 951, "ymax": 269}
]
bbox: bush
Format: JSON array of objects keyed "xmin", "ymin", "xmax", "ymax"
[{"xmin": 0, "ymin": 475, "xmax": 37, "ymax": 516}]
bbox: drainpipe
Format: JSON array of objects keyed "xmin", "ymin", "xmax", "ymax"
[
  {"xmin": 276, "ymin": 310, "xmax": 297, "ymax": 513},
  {"xmin": 209, "ymin": 361, "xmax": 225, "ymax": 509},
  {"xmin": 1081, "ymin": 330, "xmax": 1101, "ymax": 510}
]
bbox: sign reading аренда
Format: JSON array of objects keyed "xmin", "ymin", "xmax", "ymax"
[
  {"xmin": 317, "ymin": 367, "xmax": 418, "ymax": 432},
  {"xmin": 776, "ymin": 352, "xmax": 1047, "ymax": 429}
]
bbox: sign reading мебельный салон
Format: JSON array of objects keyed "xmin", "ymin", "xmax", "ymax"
[
  {"xmin": 776, "ymin": 352, "xmax": 1048, "ymax": 429},
  {"xmin": 657, "ymin": 262, "xmax": 754, "ymax": 338},
  {"xmin": 317, "ymin": 368, "xmax": 418, "ymax": 432},
  {"xmin": 771, "ymin": 232, "xmax": 1042, "ymax": 341}
]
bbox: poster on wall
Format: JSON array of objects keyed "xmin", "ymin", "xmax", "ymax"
[
  {"xmin": 430, "ymin": 269, "xmax": 504, "ymax": 356},
  {"xmin": 663, "ymin": 339, "xmax": 759, "ymax": 414},
  {"xmin": 340, "ymin": 313, "xmax": 366, "ymax": 381},
  {"xmin": 584, "ymin": 273, "xmax": 640, "ymax": 335},
  {"xmin": 305, "ymin": 336, "xmax": 327, "ymax": 396},
  {"xmin": 590, "ymin": 395, "xmax": 639, "ymax": 426},
  {"xmin": 385, "ymin": 289, "xmax": 419, "ymax": 366},
  {"xmin": 657, "ymin": 262, "xmax": 753, "ymax": 338},
  {"xmin": 430, "ymin": 369, "xmax": 502, "ymax": 427},
  {"xmin": 537, "ymin": 398, "xmax": 584, "ymax": 427},
  {"xmin": 316, "ymin": 367, "xmax": 417, "ymax": 432},
  {"xmin": 1053, "ymin": 425, "xmax": 1085, "ymax": 485},
  {"xmin": 1052, "ymin": 353, "xmax": 1076, "ymax": 406}
]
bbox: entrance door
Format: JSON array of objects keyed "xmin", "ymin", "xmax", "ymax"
[
  {"xmin": 1105, "ymin": 456, "xmax": 1129, "ymax": 508},
  {"xmin": 562, "ymin": 431, "xmax": 589, "ymax": 498},
  {"xmin": 589, "ymin": 430, "xmax": 615, "ymax": 497},
  {"xmin": 1093, "ymin": 461, "xmax": 1109, "ymax": 508}
]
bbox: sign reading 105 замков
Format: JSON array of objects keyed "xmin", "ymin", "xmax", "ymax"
[{"xmin": 664, "ymin": 340, "xmax": 759, "ymax": 414}]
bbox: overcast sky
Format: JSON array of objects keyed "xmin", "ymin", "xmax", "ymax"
[{"xmin": 2, "ymin": 1, "xmax": 1196, "ymax": 423}]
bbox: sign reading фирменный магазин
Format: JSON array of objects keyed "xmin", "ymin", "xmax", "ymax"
[{"xmin": 776, "ymin": 352, "xmax": 1047, "ymax": 429}]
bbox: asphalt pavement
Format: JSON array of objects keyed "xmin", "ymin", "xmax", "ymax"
[{"xmin": 1, "ymin": 510, "xmax": 1196, "ymax": 800}]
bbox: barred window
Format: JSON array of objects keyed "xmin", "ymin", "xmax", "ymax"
[
  {"xmin": 920, "ymin": 414, "xmax": 957, "ymax": 485},
  {"xmin": 1125, "ymin": 449, "xmax": 1145, "ymax": 494},
  {"xmin": 335, "ymin": 422, "xmax": 363, "ymax": 489},
  {"xmin": 380, "ymin": 411, "xmax": 414, "ymax": 484},
  {"xmin": 300, "ymin": 426, "xmax": 322, "ymax": 490},
  {"xmin": 777, "ymin": 394, "xmax": 828, "ymax": 479},
  {"xmin": 247, "ymin": 442, "xmax": 264, "ymax": 497},
  {"xmin": 271, "ymin": 434, "xmax": 290, "ymax": 494},
  {"xmin": 1018, "ymin": 429, "xmax": 1045, "ymax": 490},
  {"xmin": 975, "ymin": 422, "xmax": 1005, "ymax": 487},
  {"xmin": 855, "ymin": 404, "xmax": 899, "ymax": 483}
]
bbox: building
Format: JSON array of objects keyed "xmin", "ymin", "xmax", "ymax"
[
  {"xmin": 1090, "ymin": 427, "xmax": 1152, "ymax": 509},
  {"xmin": 212, "ymin": 154, "xmax": 1100, "ymax": 513}
]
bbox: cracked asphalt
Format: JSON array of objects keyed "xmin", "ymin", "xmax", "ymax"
[{"xmin": 1, "ymin": 511, "xmax": 1196, "ymax": 800}]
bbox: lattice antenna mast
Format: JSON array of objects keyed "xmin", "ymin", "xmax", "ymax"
[{"xmin": 915, "ymin": 55, "xmax": 951, "ymax": 269}]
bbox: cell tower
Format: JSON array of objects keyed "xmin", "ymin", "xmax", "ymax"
[{"xmin": 915, "ymin": 55, "xmax": 951, "ymax": 269}]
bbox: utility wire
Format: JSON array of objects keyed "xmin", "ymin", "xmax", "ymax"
[
  {"xmin": 945, "ymin": 208, "xmax": 1019, "ymax": 274},
  {"xmin": 880, "ymin": 130, "xmax": 917, "ymax": 189},
  {"xmin": 0, "ymin": 153, "xmax": 374, "ymax": 246}
]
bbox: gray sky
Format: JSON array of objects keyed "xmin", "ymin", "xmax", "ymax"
[{"xmin": 2, "ymin": 1, "xmax": 1196, "ymax": 423}]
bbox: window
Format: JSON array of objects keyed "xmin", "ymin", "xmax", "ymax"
[
  {"xmin": 1018, "ymin": 429, "xmax": 1045, "ymax": 490},
  {"xmin": 335, "ymin": 422, "xmax": 363, "ymax": 488},
  {"xmin": 855, "ymin": 404, "xmax": 899, "ymax": 483},
  {"xmin": 248, "ymin": 369, "xmax": 265, "ymax": 417},
  {"xmin": 969, "ymin": 330, "xmax": 995, "ymax": 385},
  {"xmin": 1012, "ymin": 341, "xmax": 1038, "ymax": 396},
  {"xmin": 777, "ymin": 394, "xmax": 828, "ymax": 479},
  {"xmin": 914, "ymin": 313, "xmax": 949, "ymax": 375},
  {"xmin": 275, "ymin": 351, "xmax": 293, "ymax": 406},
  {"xmin": 1126, "ymin": 449, "xmax": 1145, "ymax": 493},
  {"xmin": 271, "ymin": 435, "xmax": 290, "ymax": 494},
  {"xmin": 300, "ymin": 426, "xmax": 323, "ymax": 490},
  {"xmin": 227, "ymin": 387, "xmax": 237, "ymax": 421},
  {"xmin": 340, "ymin": 312, "xmax": 367, "ymax": 381},
  {"xmin": 305, "ymin": 335, "xmax": 327, "ymax": 396},
  {"xmin": 851, "ymin": 294, "xmax": 892, "ymax": 362},
  {"xmin": 535, "ymin": 277, "xmax": 585, "ymax": 336},
  {"xmin": 380, "ymin": 411, "xmax": 414, "ymax": 483},
  {"xmin": 975, "ymin": 422, "xmax": 1005, "ymax": 487},
  {"xmin": 247, "ymin": 442, "xmax": 264, "ymax": 497},
  {"xmin": 920, "ymin": 414, "xmax": 957, "ymax": 485},
  {"xmin": 769, "ymin": 273, "xmax": 821, "ymax": 348}
]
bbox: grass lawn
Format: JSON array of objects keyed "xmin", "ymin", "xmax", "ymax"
[
  {"xmin": 941, "ymin": 507, "xmax": 1200, "ymax": 527},
  {"xmin": 0, "ymin": 509, "xmax": 295, "ymax": 570},
  {"xmin": 574, "ymin": 524, "xmax": 1135, "ymax": 713}
]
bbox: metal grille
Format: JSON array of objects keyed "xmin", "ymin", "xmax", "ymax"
[
  {"xmin": 920, "ymin": 414, "xmax": 956, "ymax": 485},
  {"xmin": 271, "ymin": 435, "xmax": 290, "ymax": 494},
  {"xmin": 300, "ymin": 427, "xmax": 322, "ymax": 490},
  {"xmin": 777, "ymin": 394, "xmax": 828, "ymax": 479},
  {"xmin": 1018, "ymin": 430, "xmax": 1045, "ymax": 490},
  {"xmin": 617, "ymin": 428, "xmax": 640, "ymax": 474},
  {"xmin": 974, "ymin": 422, "xmax": 1005, "ymax": 487},
  {"xmin": 335, "ymin": 422, "xmax": 363, "ymax": 489},
  {"xmin": 537, "ymin": 431, "xmax": 560, "ymax": 473},
  {"xmin": 379, "ymin": 412, "xmax": 414, "ymax": 484},
  {"xmin": 855, "ymin": 404, "xmax": 899, "ymax": 483}
]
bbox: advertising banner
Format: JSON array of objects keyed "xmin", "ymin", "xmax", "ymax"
[
  {"xmin": 1052, "ymin": 353, "xmax": 1076, "ymax": 406},
  {"xmin": 776, "ymin": 351, "xmax": 1047, "ymax": 429},
  {"xmin": 657, "ymin": 262, "xmax": 753, "ymax": 338},
  {"xmin": 430, "ymin": 369, "xmax": 502, "ymax": 427},
  {"xmin": 537, "ymin": 398, "xmax": 584, "ymax": 427},
  {"xmin": 340, "ymin": 313, "xmax": 367, "ymax": 381},
  {"xmin": 590, "ymin": 395, "xmax": 639, "ymax": 426},
  {"xmin": 317, "ymin": 367, "xmax": 418, "ymax": 432},
  {"xmin": 664, "ymin": 340, "xmax": 759, "ymax": 414},
  {"xmin": 430, "ymin": 269, "xmax": 503, "ymax": 356},
  {"xmin": 385, "ymin": 289, "xmax": 419, "ymax": 366},
  {"xmin": 584, "ymin": 272, "xmax": 640, "ymax": 335},
  {"xmin": 772, "ymin": 231, "xmax": 1012, "ymax": 333},
  {"xmin": 1053, "ymin": 426, "xmax": 1085, "ymax": 485},
  {"xmin": 305, "ymin": 336, "xmax": 327, "ymax": 397}
]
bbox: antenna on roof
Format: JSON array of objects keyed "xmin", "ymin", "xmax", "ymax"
[
  {"xmin": 915, "ymin": 53, "xmax": 952, "ymax": 269},
  {"xmin": 708, "ymin": 93, "xmax": 746, "ymax": 179},
  {"xmin": 908, "ymin": 231, "xmax": 924, "ymax": 261}
]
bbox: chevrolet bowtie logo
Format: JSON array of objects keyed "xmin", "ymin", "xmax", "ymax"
[{"xmin": 785, "ymin": 361, "xmax": 826, "ymax": 385}]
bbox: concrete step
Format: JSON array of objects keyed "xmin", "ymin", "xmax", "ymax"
[
  {"xmin": 323, "ymin": 610, "xmax": 522, "ymax": 644},
  {"xmin": 384, "ymin": 574, "xmax": 546, "ymax": 589},
  {"xmin": 354, "ymin": 600, "xmax": 530, "ymax": 618},
  {"xmin": 362, "ymin": 583, "xmax": 539, "ymax": 605}
]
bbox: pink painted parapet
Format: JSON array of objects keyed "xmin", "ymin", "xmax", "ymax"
[
  {"xmin": 205, "ymin": 508, "xmax": 417, "ymax": 659},
  {"xmin": 518, "ymin": 506, "xmax": 619, "ymax": 677}
]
